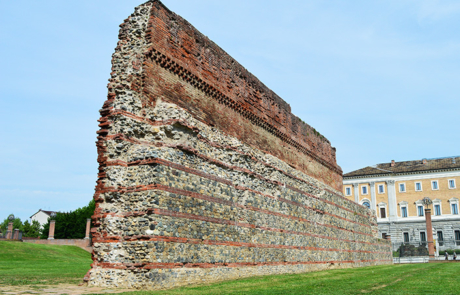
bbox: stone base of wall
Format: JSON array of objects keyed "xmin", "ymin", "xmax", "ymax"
[
  {"xmin": 23, "ymin": 239, "xmax": 92, "ymax": 253},
  {"xmin": 88, "ymin": 260, "xmax": 391, "ymax": 289}
]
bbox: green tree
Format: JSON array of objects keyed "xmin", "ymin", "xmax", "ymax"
[
  {"xmin": 0, "ymin": 215, "xmax": 23, "ymax": 235},
  {"xmin": 41, "ymin": 199, "xmax": 95, "ymax": 239},
  {"xmin": 22, "ymin": 220, "xmax": 41, "ymax": 237}
]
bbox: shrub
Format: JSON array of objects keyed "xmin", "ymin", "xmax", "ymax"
[
  {"xmin": 41, "ymin": 199, "xmax": 95, "ymax": 239},
  {"xmin": 22, "ymin": 220, "xmax": 41, "ymax": 237},
  {"xmin": 439, "ymin": 249, "xmax": 460, "ymax": 255},
  {"xmin": 397, "ymin": 244, "xmax": 429, "ymax": 257}
]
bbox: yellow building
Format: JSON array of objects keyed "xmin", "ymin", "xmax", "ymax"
[{"xmin": 343, "ymin": 156, "xmax": 460, "ymax": 250}]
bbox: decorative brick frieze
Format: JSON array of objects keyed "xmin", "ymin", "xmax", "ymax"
[{"xmin": 88, "ymin": 0, "xmax": 391, "ymax": 289}]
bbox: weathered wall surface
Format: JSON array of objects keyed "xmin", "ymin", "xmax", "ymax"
[{"xmin": 88, "ymin": 0, "xmax": 392, "ymax": 289}]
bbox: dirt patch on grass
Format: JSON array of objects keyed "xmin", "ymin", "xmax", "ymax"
[
  {"xmin": 361, "ymin": 278, "xmax": 402, "ymax": 293},
  {"xmin": 0, "ymin": 284, "xmax": 131, "ymax": 295}
]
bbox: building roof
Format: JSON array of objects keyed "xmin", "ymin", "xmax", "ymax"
[
  {"xmin": 344, "ymin": 156, "xmax": 460, "ymax": 178},
  {"xmin": 30, "ymin": 209, "xmax": 57, "ymax": 219}
]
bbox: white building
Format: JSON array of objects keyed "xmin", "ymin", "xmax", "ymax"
[{"xmin": 30, "ymin": 209, "xmax": 57, "ymax": 227}]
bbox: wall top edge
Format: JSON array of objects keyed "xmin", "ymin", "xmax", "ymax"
[
  {"xmin": 134, "ymin": 0, "xmax": 340, "ymax": 171},
  {"xmin": 343, "ymin": 168, "xmax": 460, "ymax": 183}
]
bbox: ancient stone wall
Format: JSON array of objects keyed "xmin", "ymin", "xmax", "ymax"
[{"xmin": 88, "ymin": 0, "xmax": 392, "ymax": 289}]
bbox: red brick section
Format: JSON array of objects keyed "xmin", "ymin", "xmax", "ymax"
[
  {"xmin": 425, "ymin": 208, "xmax": 435, "ymax": 257},
  {"xmin": 85, "ymin": 218, "xmax": 91, "ymax": 240},
  {"xmin": 13, "ymin": 229, "xmax": 19, "ymax": 240},
  {"xmin": 6, "ymin": 222, "xmax": 13, "ymax": 239},
  {"xmin": 48, "ymin": 220, "xmax": 55, "ymax": 240},
  {"xmin": 140, "ymin": 1, "xmax": 342, "ymax": 191}
]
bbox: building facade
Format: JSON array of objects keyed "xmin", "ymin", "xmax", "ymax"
[{"xmin": 343, "ymin": 156, "xmax": 460, "ymax": 251}]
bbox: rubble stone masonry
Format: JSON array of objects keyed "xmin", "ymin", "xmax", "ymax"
[{"xmin": 88, "ymin": 0, "xmax": 392, "ymax": 289}]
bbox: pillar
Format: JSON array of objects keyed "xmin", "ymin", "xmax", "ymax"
[
  {"xmin": 386, "ymin": 180, "xmax": 397, "ymax": 220},
  {"xmin": 425, "ymin": 208, "xmax": 435, "ymax": 258},
  {"xmin": 6, "ymin": 222, "xmax": 13, "ymax": 239},
  {"xmin": 48, "ymin": 220, "xmax": 55, "ymax": 240},
  {"xmin": 85, "ymin": 218, "xmax": 91, "ymax": 240},
  {"xmin": 13, "ymin": 229, "xmax": 19, "ymax": 240},
  {"xmin": 369, "ymin": 181, "xmax": 376, "ymax": 213},
  {"xmin": 353, "ymin": 183, "xmax": 359, "ymax": 203}
]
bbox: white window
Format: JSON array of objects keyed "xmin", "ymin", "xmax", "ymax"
[
  {"xmin": 399, "ymin": 201, "xmax": 408, "ymax": 218},
  {"xmin": 378, "ymin": 184, "xmax": 385, "ymax": 194},
  {"xmin": 434, "ymin": 204, "xmax": 441, "ymax": 216},
  {"xmin": 437, "ymin": 231, "xmax": 444, "ymax": 246},
  {"xmin": 432, "ymin": 180, "xmax": 439, "ymax": 190},
  {"xmin": 448, "ymin": 179, "xmax": 456, "ymax": 189},
  {"xmin": 399, "ymin": 183, "xmax": 406, "ymax": 192},
  {"xmin": 361, "ymin": 198, "xmax": 371, "ymax": 209},
  {"xmin": 433, "ymin": 199, "xmax": 442, "ymax": 216},
  {"xmin": 415, "ymin": 182, "xmax": 422, "ymax": 191},
  {"xmin": 403, "ymin": 232, "xmax": 410, "ymax": 243},
  {"xmin": 415, "ymin": 200, "xmax": 425, "ymax": 217},
  {"xmin": 361, "ymin": 185, "xmax": 368, "ymax": 195},
  {"xmin": 401, "ymin": 207, "xmax": 408, "ymax": 217},
  {"xmin": 418, "ymin": 206, "xmax": 424, "ymax": 216},
  {"xmin": 378, "ymin": 203, "xmax": 387, "ymax": 218},
  {"xmin": 449, "ymin": 198, "xmax": 459, "ymax": 215},
  {"xmin": 345, "ymin": 187, "xmax": 351, "ymax": 196},
  {"xmin": 420, "ymin": 231, "xmax": 426, "ymax": 242}
]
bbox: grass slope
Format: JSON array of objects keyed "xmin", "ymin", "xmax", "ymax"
[
  {"xmin": 1, "ymin": 241, "xmax": 459, "ymax": 294},
  {"xmin": 120, "ymin": 263, "xmax": 460, "ymax": 295},
  {"xmin": 0, "ymin": 241, "xmax": 91, "ymax": 285}
]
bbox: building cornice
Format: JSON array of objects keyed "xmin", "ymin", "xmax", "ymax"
[
  {"xmin": 343, "ymin": 167, "xmax": 460, "ymax": 181},
  {"xmin": 377, "ymin": 215, "xmax": 460, "ymax": 225}
]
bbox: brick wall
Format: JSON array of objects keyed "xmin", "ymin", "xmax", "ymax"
[{"xmin": 87, "ymin": 0, "xmax": 392, "ymax": 289}]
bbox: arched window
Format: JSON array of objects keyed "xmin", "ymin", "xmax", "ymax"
[{"xmin": 360, "ymin": 198, "xmax": 371, "ymax": 210}]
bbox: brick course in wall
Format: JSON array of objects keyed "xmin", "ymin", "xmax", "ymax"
[{"xmin": 87, "ymin": 0, "xmax": 392, "ymax": 289}]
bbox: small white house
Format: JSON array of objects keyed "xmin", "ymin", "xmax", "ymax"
[{"xmin": 30, "ymin": 209, "xmax": 57, "ymax": 227}]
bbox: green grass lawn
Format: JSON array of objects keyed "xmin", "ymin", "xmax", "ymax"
[
  {"xmin": 119, "ymin": 262, "xmax": 460, "ymax": 295},
  {"xmin": 1, "ymin": 241, "xmax": 460, "ymax": 294},
  {"xmin": 0, "ymin": 241, "xmax": 91, "ymax": 285}
]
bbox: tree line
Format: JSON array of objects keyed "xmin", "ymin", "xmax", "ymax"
[{"xmin": 1, "ymin": 199, "xmax": 95, "ymax": 239}]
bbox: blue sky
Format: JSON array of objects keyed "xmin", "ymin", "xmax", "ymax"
[{"xmin": 1, "ymin": 0, "xmax": 459, "ymax": 222}]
